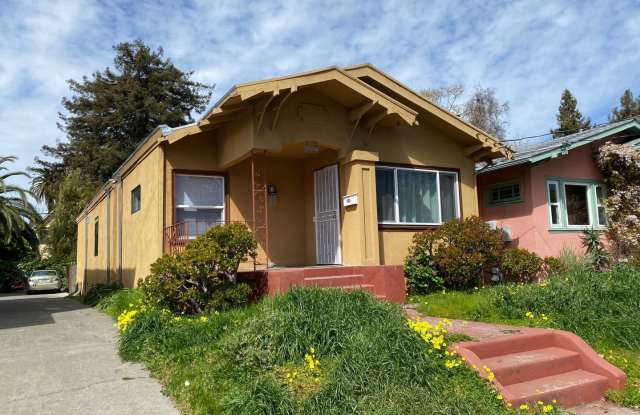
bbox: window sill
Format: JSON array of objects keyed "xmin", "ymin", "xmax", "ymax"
[
  {"xmin": 378, "ymin": 223, "xmax": 441, "ymax": 231},
  {"xmin": 487, "ymin": 199, "xmax": 523, "ymax": 207},
  {"xmin": 548, "ymin": 226, "xmax": 606, "ymax": 233}
]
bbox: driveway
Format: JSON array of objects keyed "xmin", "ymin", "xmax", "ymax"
[{"xmin": 0, "ymin": 292, "xmax": 177, "ymax": 415}]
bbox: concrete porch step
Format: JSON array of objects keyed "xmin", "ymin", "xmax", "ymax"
[
  {"xmin": 303, "ymin": 274, "xmax": 364, "ymax": 287},
  {"xmin": 504, "ymin": 369, "xmax": 609, "ymax": 408},
  {"xmin": 484, "ymin": 347, "xmax": 581, "ymax": 385}
]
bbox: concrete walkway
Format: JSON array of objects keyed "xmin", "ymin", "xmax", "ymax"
[
  {"xmin": 0, "ymin": 292, "xmax": 177, "ymax": 415},
  {"xmin": 405, "ymin": 305, "xmax": 639, "ymax": 415}
]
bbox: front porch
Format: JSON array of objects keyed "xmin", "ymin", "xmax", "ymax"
[{"xmin": 237, "ymin": 264, "xmax": 406, "ymax": 304}]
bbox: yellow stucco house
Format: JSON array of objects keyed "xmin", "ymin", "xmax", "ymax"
[{"xmin": 75, "ymin": 64, "xmax": 510, "ymax": 301}]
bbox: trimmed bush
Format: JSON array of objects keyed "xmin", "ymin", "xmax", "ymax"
[
  {"xmin": 404, "ymin": 241, "xmax": 443, "ymax": 294},
  {"xmin": 543, "ymin": 256, "xmax": 563, "ymax": 276},
  {"xmin": 500, "ymin": 248, "xmax": 543, "ymax": 282},
  {"xmin": 138, "ymin": 223, "xmax": 257, "ymax": 314},
  {"xmin": 406, "ymin": 216, "xmax": 504, "ymax": 290}
]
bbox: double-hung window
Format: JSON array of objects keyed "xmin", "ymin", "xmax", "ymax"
[
  {"xmin": 545, "ymin": 179, "xmax": 606, "ymax": 230},
  {"xmin": 375, "ymin": 166, "xmax": 459, "ymax": 225},
  {"xmin": 175, "ymin": 174, "xmax": 225, "ymax": 237},
  {"xmin": 489, "ymin": 181, "xmax": 521, "ymax": 205}
]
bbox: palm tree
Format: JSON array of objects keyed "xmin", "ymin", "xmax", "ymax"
[{"xmin": 0, "ymin": 156, "xmax": 41, "ymax": 246}]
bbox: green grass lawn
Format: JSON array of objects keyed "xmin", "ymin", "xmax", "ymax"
[
  {"xmin": 409, "ymin": 265, "xmax": 640, "ymax": 409},
  {"xmin": 94, "ymin": 287, "xmax": 545, "ymax": 415}
]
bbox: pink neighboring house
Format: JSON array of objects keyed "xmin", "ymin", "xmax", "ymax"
[{"xmin": 477, "ymin": 118, "xmax": 640, "ymax": 258}]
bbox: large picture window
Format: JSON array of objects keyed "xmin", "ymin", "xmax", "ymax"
[
  {"xmin": 375, "ymin": 166, "xmax": 459, "ymax": 225},
  {"xmin": 545, "ymin": 179, "xmax": 606, "ymax": 230},
  {"xmin": 175, "ymin": 174, "xmax": 225, "ymax": 236}
]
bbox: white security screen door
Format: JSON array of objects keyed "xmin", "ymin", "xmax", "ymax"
[{"xmin": 314, "ymin": 164, "xmax": 342, "ymax": 264}]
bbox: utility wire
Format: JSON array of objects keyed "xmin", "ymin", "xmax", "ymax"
[{"xmin": 503, "ymin": 116, "xmax": 639, "ymax": 143}]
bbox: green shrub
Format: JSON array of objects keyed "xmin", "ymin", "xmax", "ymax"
[
  {"xmin": 139, "ymin": 223, "xmax": 257, "ymax": 314},
  {"xmin": 96, "ymin": 288, "xmax": 143, "ymax": 318},
  {"xmin": 207, "ymin": 282, "xmax": 253, "ymax": 312},
  {"xmin": 0, "ymin": 260, "xmax": 22, "ymax": 292},
  {"xmin": 543, "ymin": 256, "xmax": 563, "ymax": 276},
  {"xmin": 500, "ymin": 248, "xmax": 543, "ymax": 282},
  {"xmin": 83, "ymin": 282, "xmax": 123, "ymax": 306},
  {"xmin": 582, "ymin": 228, "xmax": 611, "ymax": 270},
  {"xmin": 404, "ymin": 240, "xmax": 443, "ymax": 294},
  {"xmin": 406, "ymin": 216, "xmax": 504, "ymax": 289}
]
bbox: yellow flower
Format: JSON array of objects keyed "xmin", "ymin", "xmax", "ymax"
[
  {"xmin": 519, "ymin": 403, "xmax": 529, "ymax": 410},
  {"xmin": 525, "ymin": 311, "xmax": 534, "ymax": 319},
  {"xmin": 496, "ymin": 394, "xmax": 503, "ymax": 401},
  {"xmin": 543, "ymin": 404, "xmax": 554, "ymax": 413}
]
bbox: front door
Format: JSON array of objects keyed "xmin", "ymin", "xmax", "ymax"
[{"xmin": 314, "ymin": 164, "xmax": 342, "ymax": 264}]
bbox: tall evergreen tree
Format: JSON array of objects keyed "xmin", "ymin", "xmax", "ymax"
[
  {"xmin": 33, "ymin": 40, "xmax": 214, "ymax": 195},
  {"xmin": 551, "ymin": 89, "xmax": 591, "ymax": 138},
  {"xmin": 609, "ymin": 89, "xmax": 640, "ymax": 122},
  {"xmin": 31, "ymin": 40, "xmax": 214, "ymax": 260}
]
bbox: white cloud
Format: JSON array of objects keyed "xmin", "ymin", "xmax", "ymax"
[{"xmin": 1, "ymin": 0, "xmax": 639, "ymax": 211}]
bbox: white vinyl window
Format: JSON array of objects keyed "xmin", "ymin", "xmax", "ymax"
[
  {"xmin": 375, "ymin": 166, "xmax": 460, "ymax": 225},
  {"xmin": 547, "ymin": 181, "xmax": 561, "ymax": 227},
  {"xmin": 595, "ymin": 185, "xmax": 607, "ymax": 226},
  {"xmin": 175, "ymin": 174, "xmax": 225, "ymax": 236}
]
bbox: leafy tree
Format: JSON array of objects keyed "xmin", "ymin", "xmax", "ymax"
[
  {"xmin": 47, "ymin": 170, "xmax": 96, "ymax": 262},
  {"xmin": 33, "ymin": 40, "xmax": 214, "ymax": 198},
  {"xmin": 0, "ymin": 156, "xmax": 40, "ymax": 247},
  {"xmin": 551, "ymin": 89, "xmax": 591, "ymax": 138},
  {"xmin": 31, "ymin": 40, "xmax": 214, "ymax": 260},
  {"xmin": 462, "ymin": 87, "xmax": 510, "ymax": 140},
  {"xmin": 609, "ymin": 89, "xmax": 640, "ymax": 122}
]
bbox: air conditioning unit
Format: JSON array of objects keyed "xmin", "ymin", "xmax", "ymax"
[{"xmin": 485, "ymin": 220, "xmax": 497, "ymax": 230}]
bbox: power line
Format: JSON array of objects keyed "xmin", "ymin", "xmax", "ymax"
[{"xmin": 504, "ymin": 116, "xmax": 639, "ymax": 143}]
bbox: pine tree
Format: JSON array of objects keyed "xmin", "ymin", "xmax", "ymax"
[
  {"xmin": 609, "ymin": 89, "xmax": 640, "ymax": 122},
  {"xmin": 31, "ymin": 40, "xmax": 214, "ymax": 260},
  {"xmin": 551, "ymin": 89, "xmax": 591, "ymax": 138}
]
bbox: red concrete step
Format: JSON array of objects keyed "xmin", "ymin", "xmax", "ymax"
[
  {"xmin": 339, "ymin": 284, "xmax": 375, "ymax": 294},
  {"xmin": 303, "ymin": 274, "xmax": 364, "ymax": 287},
  {"xmin": 455, "ymin": 328, "xmax": 627, "ymax": 409},
  {"xmin": 504, "ymin": 369, "xmax": 609, "ymax": 408},
  {"xmin": 484, "ymin": 347, "xmax": 581, "ymax": 385}
]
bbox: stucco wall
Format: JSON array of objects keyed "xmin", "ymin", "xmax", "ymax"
[
  {"xmin": 478, "ymin": 144, "xmax": 605, "ymax": 257},
  {"xmin": 120, "ymin": 146, "xmax": 164, "ymax": 287}
]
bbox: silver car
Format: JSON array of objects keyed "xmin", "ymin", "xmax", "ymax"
[{"xmin": 27, "ymin": 270, "xmax": 63, "ymax": 293}]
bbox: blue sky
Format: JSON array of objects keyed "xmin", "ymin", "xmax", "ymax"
[{"xmin": 1, "ymin": 0, "xmax": 639, "ymax": 212}]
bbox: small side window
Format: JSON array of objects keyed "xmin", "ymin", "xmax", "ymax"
[
  {"xmin": 595, "ymin": 185, "xmax": 606, "ymax": 226},
  {"xmin": 489, "ymin": 182, "xmax": 521, "ymax": 205},
  {"xmin": 131, "ymin": 185, "xmax": 141, "ymax": 214},
  {"xmin": 94, "ymin": 217, "xmax": 99, "ymax": 256}
]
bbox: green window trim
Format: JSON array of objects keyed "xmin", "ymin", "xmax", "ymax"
[
  {"xmin": 487, "ymin": 180, "xmax": 522, "ymax": 206},
  {"xmin": 545, "ymin": 178, "xmax": 606, "ymax": 231}
]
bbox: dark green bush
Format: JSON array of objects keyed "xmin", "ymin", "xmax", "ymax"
[
  {"xmin": 139, "ymin": 223, "xmax": 257, "ymax": 314},
  {"xmin": 404, "ymin": 241, "xmax": 443, "ymax": 294},
  {"xmin": 543, "ymin": 256, "xmax": 563, "ymax": 276},
  {"xmin": 0, "ymin": 260, "xmax": 22, "ymax": 292},
  {"xmin": 83, "ymin": 282, "xmax": 123, "ymax": 306},
  {"xmin": 406, "ymin": 216, "xmax": 504, "ymax": 290},
  {"xmin": 500, "ymin": 248, "xmax": 543, "ymax": 282}
]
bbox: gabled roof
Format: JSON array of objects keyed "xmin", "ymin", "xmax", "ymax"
[{"xmin": 478, "ymin": 117, "xmax": 640, "ymax": 173}]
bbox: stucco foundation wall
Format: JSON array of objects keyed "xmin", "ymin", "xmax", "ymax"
[{"xmin": 479, "ymin": 145, "xmax": 605, "ymax": 257}]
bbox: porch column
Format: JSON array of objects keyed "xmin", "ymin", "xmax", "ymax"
[{"xmin": 339, "ymin": 150, "xmax": 380, "ymax": 266}]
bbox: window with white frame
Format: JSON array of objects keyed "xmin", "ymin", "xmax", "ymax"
[
  {"xmin": 545, "ymin": 179, "xmax": 606, "ymax": 230},
  {"xmin": 547, "ymin": 181, "xmax": 561, "ymax": 227},
  {"xmin": 175, "ymin": 174, "xmax": 225, "ymax": 236},
  {"xmin": 375, "ymin": 166, "xmax": 459, "ymax": 225},
  {"xmin": 595, "ymin": 185, "xmax": 606, "ymax": 226}
]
